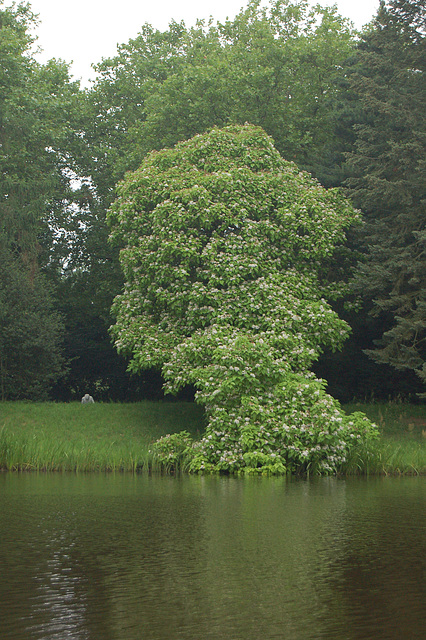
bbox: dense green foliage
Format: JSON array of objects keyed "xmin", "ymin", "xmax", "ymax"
[
  {"xmin": 0, "ymin": 1, "xmax": 138, "ymax": 400},
  {"xmin": 68, "ymin": 0, "xmax": 359, "ymax": 401},
  {"xmin": 345, "ymin": 0, "xmax": 426, "ymax": 387},
  {"xmin": 109, "ymin": 124, "xmax": 379, "ymax": 473},
  {"xmin": 0, "ymin": 0, "xmax": 424, "ymax": 407},
  {"xmin": 0, "ymin": 2, "xmax": 78, "ymax": 260},
  {"xmin": 0, "ymin": 1, "xmax": 81, "ymax": 399},
  {"xmin": 85, "ymin": 0, "xmax": 356, "ymax": 189},
  {"xmin": 0, "ymin": 239, "xmax": 64, "ymax": 400}
]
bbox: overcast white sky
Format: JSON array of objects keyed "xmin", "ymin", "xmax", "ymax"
[{"xmin": 8, "ymin": 0, "xmax": 380, "ymax": 85}]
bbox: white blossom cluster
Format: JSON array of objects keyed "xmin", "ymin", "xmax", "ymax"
[{"xmin": 109, "ymin": 124, "xmax": 377, "ymax": 474}]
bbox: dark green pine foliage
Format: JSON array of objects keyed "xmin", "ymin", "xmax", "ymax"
[{"xmin": 346, "ymin": 0, "xmax": 426, "ymax": 389}]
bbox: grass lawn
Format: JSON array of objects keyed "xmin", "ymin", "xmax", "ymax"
[{"xmin": 0, "ymin": 400, "xmax": 424, "ymax": 474}]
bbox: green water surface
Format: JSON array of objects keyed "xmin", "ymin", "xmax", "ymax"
[{"xmin": 0, "ymin": 473, "xmax": 424, "ymax": 640}]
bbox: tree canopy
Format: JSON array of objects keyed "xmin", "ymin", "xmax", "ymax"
[
  {"xmin": 109, "ymin": 124, "xmax": 378, "ymax": 474},
  {"xmin": 1, "ymin": 0, "xmax": 423, "ymax": 404},
  {"xmin": 86, "ymin": 0, "xmax": 356, "ymax": 192}
]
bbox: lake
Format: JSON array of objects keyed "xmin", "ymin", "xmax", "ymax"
[{"xmin": 0, "ymin": 473, "xmax": 424, "ymax": 639}]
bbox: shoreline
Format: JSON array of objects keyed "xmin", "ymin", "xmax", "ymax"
[{"xmin": 1, "ymin": 400, "xmax": 425, "ymax": 475}]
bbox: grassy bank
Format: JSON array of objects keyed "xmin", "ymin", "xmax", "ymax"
[
  {"xmin": 342, "ymin": 402, "xmax": 426, "ymax": 476},
  {"xmin": 0, "ymin": 401, "xmax": 205, "ymax": 472},
  {"xmin": 0, "ymin": 400, "xmax": 424, "ymax": 474}
]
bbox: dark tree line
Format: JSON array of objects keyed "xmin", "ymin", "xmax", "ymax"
[
  {"xmin": 0, "ymin": 0, "xmax": 424, "ymax": 401},
  {"xmin": 347, "ymin": 0, "xmax": 425, "ymax": 391}
]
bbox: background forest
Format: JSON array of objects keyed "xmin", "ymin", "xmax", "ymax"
[{"xmin": 0, "ymin": 0, "xmax": 424, "ymax": 402}]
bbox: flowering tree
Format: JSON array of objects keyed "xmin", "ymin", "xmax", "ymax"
[{"xmin": 108, "ymin": 124, "xmax": 377, "ymax": 473}]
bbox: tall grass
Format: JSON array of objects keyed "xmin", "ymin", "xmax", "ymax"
[
  {"xmin": 0, "ymin": 401, "xmax": 205, "ymax": 472},
  {"xmin": 341, "ymin": 402, "xmax": 426, "ymax": 475},
  {"xmin": 0, "ymin": 400, "xmax": 424, "ymax": 474}
]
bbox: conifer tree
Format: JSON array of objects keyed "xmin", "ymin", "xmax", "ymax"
[{"xmin": 346, "ymin": 0, "xmax": 426, "ymax": 387}]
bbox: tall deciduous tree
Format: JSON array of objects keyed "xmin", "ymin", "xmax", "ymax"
[
  {"xmin": 0, "ymin": 1, "xmax": 81, "ymax": 398},
  {"xmin": 0, "ymin": 2, "xmax": 82, "ymax": 262},
  {"xmin": 345, "ymin": 0, "xmax": 426, "ymax": 388},
  {"xmin": 109, "ymin": 125, "xmax": 377, "ymax": 474},
  {"xmin": 85, "ymin": 0, "xmax": 356, "ymax": 195}
]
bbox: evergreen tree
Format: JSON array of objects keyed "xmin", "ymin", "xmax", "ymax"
[{"xmin": 345, "ymin": 0, "xmax": 426, "ymax": 389}]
